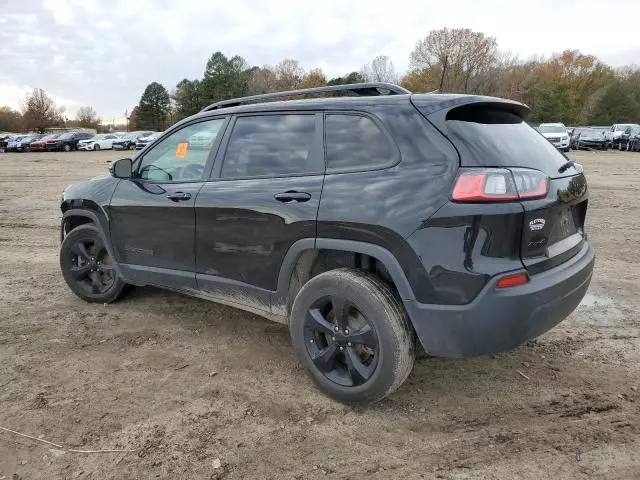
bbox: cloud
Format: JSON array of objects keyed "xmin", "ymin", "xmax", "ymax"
[{"xmin": 1, "ymin": 0, "xmax": 639, "ymax": 119}]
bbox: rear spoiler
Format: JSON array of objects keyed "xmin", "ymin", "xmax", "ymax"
[{"xmin": 411, "ymin": 94, "xmax": 530, "ymax": 118}]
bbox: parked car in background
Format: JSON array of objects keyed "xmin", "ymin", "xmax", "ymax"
[
  {"xmin": 135, "ymin": 132, "xmax": 161, "ymax": 150},
  {"xmin": 616, "ymin": 125, "xmax": 640, "ymax": 151},
  {"xmin": 0, "ymin": 133, "xmax": 19, "ymax": 152},
  {"xmin": 573, "ymin": 128, "xmax": 608, "ymax": 150},
  {"xmin": 46, "ymin": 131, "xmax": 94, "ymax": 152},
  {"xmin": 610, "ymin": 124, "xmax": 638, "ymax": 149},
  {"xmin": 537, "ymin": 123, "xmax": 571, "ymax": 151},
  {"xmin": 113, "ymin": 131, "xmax": 153, "ymax": 150},
  {"xmin": 6, "ymin": 135, "xmax": 28, "ymax": 152},
  {"xmin": 14, "ymin": 133, "xmax": 44, "ymax": 152},
  {"xmin": 188, "ymin": 129, "xmax": 218, "ymax": 150},
  {"xmin": 78, "ymin": 133, "xmax": 122, "ymax": 151},
  {"xmin": 30, "ymin": 134, "xmax": 60, "ymax": 152}
]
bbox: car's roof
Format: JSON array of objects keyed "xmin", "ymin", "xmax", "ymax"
[{"xmin": 539, "ymin": 122, "xmax": 565, "ymax": 126}]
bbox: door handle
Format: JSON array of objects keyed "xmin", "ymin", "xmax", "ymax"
[
  {"xmin": 274, "ymin": 191, "xmax": 311, "ymax": 203},
  {"xmin": 166, "ymin": 192, "xmax": 192, "ymax": 201}
]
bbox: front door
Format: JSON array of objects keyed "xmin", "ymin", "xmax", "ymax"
[
  {"xmin": 195, "ymin": 113, "xmax": 325, "ymax": 311},
  {"xmin": 109, "ymin": 117, "xmax": 227, "ymax": 289}
]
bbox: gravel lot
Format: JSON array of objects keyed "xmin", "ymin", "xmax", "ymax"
[{"xmin": 0, "ymin": 149, "xmax": 639, "ymax": 479}]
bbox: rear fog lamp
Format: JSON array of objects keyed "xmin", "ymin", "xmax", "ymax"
[{"xmin": 496, "ymin": 272, "xmax": 529, "ymax": 289}]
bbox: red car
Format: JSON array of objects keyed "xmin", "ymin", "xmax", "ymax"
[{"xmin": 30, "ymin": 134, "xmax": 60, "ymax": 152}]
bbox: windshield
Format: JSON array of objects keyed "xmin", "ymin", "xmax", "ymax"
[
  {"xmin": 615, "ymin": 124, "xmax": 636, "ymax": 131},
  {"xmin": 578, "ymin": 129, "xmax": 600, "ymax": 136},
  {"xmin": 57, "ymin": 132, "xmax": 74, "ymax": 140},
  {"xmin": 538, "ymin": 125, "xmax": 566, "ymax": 134},
  {"xmin": 126, "ymin": 132, "xmax": 140, "ymax": 139},
  {"xmin": 41, "ymin": 134, "xmax": 59, "ymax": 141}
]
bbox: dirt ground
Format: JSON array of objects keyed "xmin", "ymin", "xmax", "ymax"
[{"xmin": 0, "ymin": 148, "xmax": 639, "ymax": 480}]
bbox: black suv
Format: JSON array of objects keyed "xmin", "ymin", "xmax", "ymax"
[
  {"xmin": 59, "ymin": 83, "xmax": 595, "ymax": 404},
  {"xmin": 47, "ymin": 131, "xmax": 94, "ymax": 151}
]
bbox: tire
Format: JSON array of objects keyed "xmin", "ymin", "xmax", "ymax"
[
  {"xmin": 290, "ymin": 268, "xmax": 415, "ymax": 405},
  {"xmin": 563, "ymin": 147, "xmax": 570, "ymax": 152},
  {"xmin": 129, "ymin": 143, "xmax": 136, "ymax": 150},
  {"xmin": 63, "ymin": 143, "xmax": 71, "ymax": 152},
  {"xmin": 94, "ymin": 144, "xmax": 100, "ymax": 151},
  {"xmin": 60, "ymin": 224, "xmax": 128, "ymax": 303}
]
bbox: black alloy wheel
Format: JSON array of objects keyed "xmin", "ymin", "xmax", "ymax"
[
  {"xmin": 290, "ymin": 268, "xmax": 415, "ymax": 404},
  {"xmin": 304, "ymin": 295, "xmax": 378, "ymax": 387},
  {"xmin": 60, "ymin": 224, "xmax": 129, "ymax": 303},
  {"xmin": 69, "ymin": 237, "xmax": 115, "ymax": 295}
]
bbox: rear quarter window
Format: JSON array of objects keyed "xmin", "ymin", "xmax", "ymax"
[{"xmin": 325, "ymin": 114, "xmax": 395, "ymax": 172}]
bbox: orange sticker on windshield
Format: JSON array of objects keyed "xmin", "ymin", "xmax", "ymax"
[{"xmin": 176, "ymin": 142, "xmax": 188, "ymax": 158}]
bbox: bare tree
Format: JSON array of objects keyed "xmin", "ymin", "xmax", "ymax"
[
  {"xmin": 21, "ymin": 88, "xmax": 65, "ymax": 132},
  {"xmin": 361, "ymin": 55, "xmax": 399, "ymax": 83},
  {"xmin": 76, "ymin": 106, "xmax": 100, "ymax": 129},
  {"xmin": 247, "ymin": 66, "xmax": 278, "ymax": 94},
  {"xmin": 274, "ymin": 59, "xmax": 304, "ymax": 90},
  {"xmin": 410, "ymin": 28, "xmax": 498, "ymax": 93}
]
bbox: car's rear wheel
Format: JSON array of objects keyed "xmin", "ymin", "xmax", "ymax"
[
  {"xmin": 290, "ymin": 268, "xmax": 415, "ymax": 405},
  {"xmin": 60, "ymin": 225, "xmax": 128, "ymax": 303},
  {"xmin": 129, "ymin": 144, "xmax": 136, "ymax": 150},
  {"xmin": 63, "ymin": 143, "xmax": 71, "ymax": 152}
]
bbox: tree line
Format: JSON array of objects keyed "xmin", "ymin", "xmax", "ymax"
[
  {"xmin": 0, "ymin": 88, "xmax": 101, "ymax": 133},
  {"xmin": 2, "ymin": 27, "xmax": 640, "ymax": 134}
]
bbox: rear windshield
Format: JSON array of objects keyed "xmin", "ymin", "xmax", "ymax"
[{"xmin": 444, "ymin": 106, "xmax": 572, "ymax": 177}]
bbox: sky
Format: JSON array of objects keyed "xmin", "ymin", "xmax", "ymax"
[{"xmin": 1, "ymin": 0, "xmax": 639, "ymax": 123}]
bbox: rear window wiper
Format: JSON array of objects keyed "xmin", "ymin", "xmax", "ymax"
[{"xmin": 558, "ymin": 159, "xmax": 576, "ymax": 174}]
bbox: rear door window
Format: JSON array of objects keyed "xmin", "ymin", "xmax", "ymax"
[
  {"xmin": 442, "ymin": 105, "xmax": 573, "ymax": 178},
  {"xmin": 221, "ymin": 114, "xmax": 320, "ymax": 178},
  {"xmin": 324, "ymin": 114, "xmax": 395, "ymax": 172}
]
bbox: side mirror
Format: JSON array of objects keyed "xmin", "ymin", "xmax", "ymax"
[{"xmin": 110, "ymin": 158, "xmax": 132, "ymax": 178}]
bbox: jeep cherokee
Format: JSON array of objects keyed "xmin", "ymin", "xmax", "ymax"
[{"xmin": 59, "ymin": 82, "xmax": 595, "ymax": 404}]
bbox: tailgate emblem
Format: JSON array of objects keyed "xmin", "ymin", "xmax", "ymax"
[{"xmin": 529, "ymin": 218, "xmax": 546, "ymax": 231}]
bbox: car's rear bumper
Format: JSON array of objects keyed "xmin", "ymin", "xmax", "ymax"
[{"xmin": 405, "ymin": 243, "xmax": 595, "ymax": 357}]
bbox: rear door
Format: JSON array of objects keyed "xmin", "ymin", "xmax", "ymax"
[
  {"xmin": 195, "ymin": 112, "xmax": 324, "ymax": 310},
  {"xmin": 421, "ymin": 101, "xmax": 588, "ymax": 274}
]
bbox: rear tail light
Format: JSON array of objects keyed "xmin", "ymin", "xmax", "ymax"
[
  {"xmin": 452, "ymin": 168, "xmax": 548, "ymax": 202},
  {"xmin": 496, "ymin": 272, "xmax": 529, "ymax": 288}
]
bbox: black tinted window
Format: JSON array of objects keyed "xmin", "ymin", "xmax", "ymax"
[
  {"xmin": 325, "ymin": 114, "xmax": 393, "ymax": 171},
  {"xmin": 222, "ymin": 115, "xmax": 316, "ymax": 178},
  {"xmin": 444, "ymin": 106, "xmax": 571, "ymax": 177}
]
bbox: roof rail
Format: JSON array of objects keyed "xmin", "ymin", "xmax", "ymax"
[{"xmin": 200, "ymin": 82, "xmax": 412, "ymax": 112}]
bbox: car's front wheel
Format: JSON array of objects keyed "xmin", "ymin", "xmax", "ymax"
[
  {"xmin": 94, "ymin": 144, "xmax": 100, "ymax": 151},
  {"xmin": 63, "ymin": 143, "xmax": 71, "ymax": 152},
  {"xmin": 290, "ymin": 268, "xmax": 415, "ymax": 405},
  {"xmin": 60, "ymin": 225, "xmax": 128, "ymax": 303},
  {"xmin": 129, "ymin": 144, "xmax": 136, "ymax": 150}
]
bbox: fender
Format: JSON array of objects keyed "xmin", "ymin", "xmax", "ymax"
[
  {"xmin": 273, "ymin": 238, "xmax": 416, "ymax": 312},
  {"xmin": 61, "ymin": 209, "xmax": 123, "ymax": 279}
]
